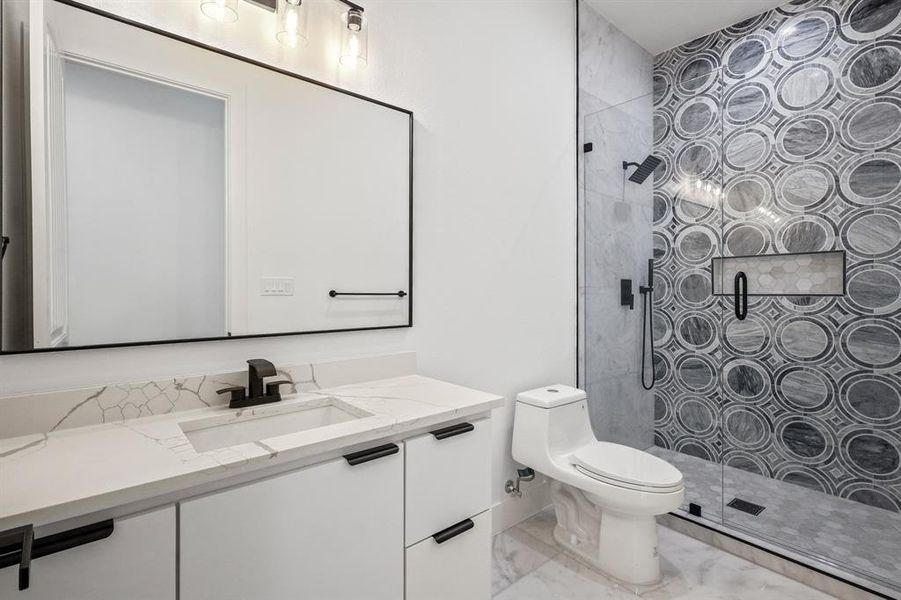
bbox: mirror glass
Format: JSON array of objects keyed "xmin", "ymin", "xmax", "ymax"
[{"xmin": 0, "ymin": 0, "xmax": 412, "ymax": 353}]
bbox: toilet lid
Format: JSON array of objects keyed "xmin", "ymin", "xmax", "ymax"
[{"xmin": 571, "ymin": 442, "xmax": 683, "ymax": 492}]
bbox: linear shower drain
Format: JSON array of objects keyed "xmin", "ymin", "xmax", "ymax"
[{"xmin": 727, "ymin": 497, "xmax": 766, "ymax": 516}]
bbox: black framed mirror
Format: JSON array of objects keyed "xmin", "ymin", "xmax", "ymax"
[{"xmin": 0, "ymin": 0, "xmax": 413, "ymax": 354}]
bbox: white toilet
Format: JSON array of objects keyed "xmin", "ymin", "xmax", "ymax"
[{"xmin": 512, "ymin": 385, "xmax": 684, "ymax": 586}]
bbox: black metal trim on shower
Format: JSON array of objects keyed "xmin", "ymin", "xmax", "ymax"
[
  {"xmin": 328, "ymin": 290, "xmax": 407, "ymax": 298},
  {"xmin": 667, "ymin": 512, "xmax": 894, "ymax": 600},
  {"xmin": 639, "ymin": 258, "xmax": 655, "ymax": 390},
  {"xmin": 432, "ymin": 518, "xmax": 474, "ymax": 544},
  {"xmin": 734, "ymin": 271, "xmax": 748, "ymax": 321},
  {"xmin": 620, "ymin": 279, "xmax": 635, "ymax": 310},
  {"xmin": 430, "ymin": 422, "xmax": 474, "ymax": 440},
  {"xmin": 343, "ymin": 443, "xmax": 399, "ymax": 466},
  {"xmin": 1, "ymin": 0, "xmax": 415, "ymax": 356},
  {"xmin": 575, "ymin": 0, "xmax": 581, "ymax": 388},
  {"xmin": 0, "ymin": 520, "xmax": 114, "ymax": 590},
  {"xmin": 622, "ymin": 156, "xmax": 661, "ymax": 184}
]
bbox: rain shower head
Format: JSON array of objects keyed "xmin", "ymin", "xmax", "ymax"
[{"xmin": 623, "ymin": 155, "xmax": 661, "ymax": 184}]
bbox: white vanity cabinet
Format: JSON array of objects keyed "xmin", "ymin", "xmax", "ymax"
[
  {"xmin": 0, "ymin": 506, "xmax": 176, "ymax": 600},
  {"xmin": 0, "ymin": 414, "xmax": 493, "ymax": 600},
  {"xmin": 404, "ymin": 419, "xmax": 492, "ymax": 600},
  {"xmin": 179, "ymin": 443, "xmax": 404, "ymax": 600}
]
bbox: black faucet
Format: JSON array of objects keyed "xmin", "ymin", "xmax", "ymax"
[{"xmin": 217, "ymin": 359, "xmax": 292, "ymax": 409}]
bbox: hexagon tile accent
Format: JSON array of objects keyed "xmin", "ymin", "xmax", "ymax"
[{"xmin": 711, "ymin": 251, "xmax": 845, "ymax": 296}]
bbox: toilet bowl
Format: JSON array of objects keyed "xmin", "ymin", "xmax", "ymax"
[{"xmin": 511, "ymin": 385, "xmax": 684, "ymax": 586}]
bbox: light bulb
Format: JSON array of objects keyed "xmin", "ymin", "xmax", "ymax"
[
  {"xmin": 200, "ymin": 0, "xmax": 238, "ymax": 23},
  {"xmin": 277, "ymin": 0, "xmax": 308, "ymax": 47},
  {"xmin": 339, "ymin": 9, "xmax": 368, "ymax": 68}
]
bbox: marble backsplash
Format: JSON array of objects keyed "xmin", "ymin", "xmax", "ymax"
[{"xmin": 0, "ymin": 352, "xmax": 416, "ymax": 439}]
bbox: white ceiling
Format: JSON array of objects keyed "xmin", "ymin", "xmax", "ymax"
[{"xmin": 584, "ymin": 0, "xmax": 790, "ymax": 55}]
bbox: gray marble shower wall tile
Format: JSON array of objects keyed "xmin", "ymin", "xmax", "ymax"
[{"xmin": 652, "ymin": 0, "xmax": 901, "ymax": 520}]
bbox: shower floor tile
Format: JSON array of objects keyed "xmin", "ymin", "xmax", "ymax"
[
  {"xmin": 648, "ymin": 446, "xmax": 901, "ymax": 591},
  {"xmin": 492, "ymin": 509, "xmax": 835, "ymax": 599}
]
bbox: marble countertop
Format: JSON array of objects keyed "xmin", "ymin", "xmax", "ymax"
[{"xmin": 0, "ymin": 375, "xmax": 503, "ymax": 530}]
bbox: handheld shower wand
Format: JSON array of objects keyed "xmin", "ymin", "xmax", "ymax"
[{"xmin": 639, "ymin": 258, "xmax": 655, "ymax": 390}]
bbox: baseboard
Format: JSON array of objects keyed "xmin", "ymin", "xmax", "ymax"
[
  {"xmin": 491, "ymin": 479, "xmax": 551, "ymax": 535},
  {"xmin": 660, "ymin": 512, "xmax": 895, "ymax": 600}
]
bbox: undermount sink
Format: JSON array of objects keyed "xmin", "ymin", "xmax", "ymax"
[{"xmin": 180, "ymin": 399, "xmax": 368, "ymax": 453}]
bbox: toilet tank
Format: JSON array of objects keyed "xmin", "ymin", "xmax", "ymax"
[{"xmin": 512, "ymin": 386, "xmax": 596, "ymax": 474}]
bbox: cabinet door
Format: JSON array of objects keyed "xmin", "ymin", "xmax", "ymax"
[
  {"xmin": 0, "ymin": 506, "xmax": 176, "ymax": 600},
  {"xmin": 406, "ymin": 510, "xmax": 491, "ymax": 600},
  {"xmin": 180, "ymin": 447, "xmax": 403, "ymax": 600}
]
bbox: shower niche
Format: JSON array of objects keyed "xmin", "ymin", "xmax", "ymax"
[{"xmin": 711, "ymin": 251, "xmax": 846, "ymax": 297}]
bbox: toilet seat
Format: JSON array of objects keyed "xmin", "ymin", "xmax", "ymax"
[{"xmin": 570, "ymin": 442, "xmax": 683, "ymax": 494}]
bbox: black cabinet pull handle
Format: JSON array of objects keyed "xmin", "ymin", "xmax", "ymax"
[
  {"xmin": 18, "ymin": 526, "xmax": 31, "ymax": 591},
  {"xmin": 0, "ymin": 520, "xmax": 113, "ymax": 590},
  {"xmin": 329, "ymin": 290, "xmax": 407, "ymax": 298},
  {"xmin": 0, "ymin": 524, "xmax": 32, "ymax": 590},
  {"xmin": 430, "ymin": 422, "xmax": 474, "ymax": 440},
  {"xmin": 432, "ymin": 518, "xmax": 474, "ymax": 544},
  {"xmin": 343, "ymin": 443, "xmax": 399, "ymax": 466},
  {"xmin": 734, "ymin": 271, "xmax": 748, "ymax": 321}
]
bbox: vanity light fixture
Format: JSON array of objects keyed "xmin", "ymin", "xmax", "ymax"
[
  {"xmin": 201, "ymin": 0, "xmax": 368, "ymax": 68},
  {"xmin": 339, "ymin": 7, "xmax": 367, "ymax": 68},
  {"xmin": 276, "ymin": 0, "xmax": 309, "ymax": 48},
  {"xmin": 200, "ymin": 0, "xmax": 239, "ymax": 23}
]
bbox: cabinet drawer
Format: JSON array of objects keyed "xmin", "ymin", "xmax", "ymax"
[
  {"xmin": 405, "ymin": 418, "xmax": 490, "ymax": 546},
  {"xmin": 405, "ymin": 510, "xmax": 491, "ymax": 600}
]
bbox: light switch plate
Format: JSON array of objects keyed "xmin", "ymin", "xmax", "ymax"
[{"xmin": 261, "ymin": 277, "xmax": 294, "ymax": 296}]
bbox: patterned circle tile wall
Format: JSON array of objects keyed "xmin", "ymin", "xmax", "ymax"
[{"xmin": 652, "ymin": 0, "xmax": 901, "ymax": 513}]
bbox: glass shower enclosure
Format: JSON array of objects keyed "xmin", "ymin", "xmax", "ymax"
[{"xmin": 582, "ymin": 30, "xmax": 901, "ymax": 593}]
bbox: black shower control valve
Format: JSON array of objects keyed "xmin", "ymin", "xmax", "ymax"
[{"xmin": 620, "ymin": 279, "xmax": 635, "ymax": 310}]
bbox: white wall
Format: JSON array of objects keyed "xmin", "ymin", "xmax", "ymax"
[{"xmin": 0, "ymin": 0, "xmax": 576, "ymax": 522}]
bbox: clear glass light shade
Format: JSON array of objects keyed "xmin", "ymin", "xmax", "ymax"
[
  {"xmin": 200, "ymin": 0, "xmax": 238, "ymax": 23},
  {"xmin": 277, "ymin": 0, "xmax": 309, "ymax": 48},
  {"xmin": 339, "ymin": 10, "xmax": 368, "ymax": 68}
]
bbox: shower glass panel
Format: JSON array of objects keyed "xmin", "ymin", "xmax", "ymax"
[
  {"xmin": 582, "ymin": 91, "xmax": 672, "ymax": 454},
  {"xmin": 712, "ymin": 19, "xmax": 901, "ymax": 591},
  {"xmin": 645, "ymin": 18, "xmax": 901, "ymax": 595},
  {"xmin": 582, "ymin": 1, "xmax": 901, "ymax": 595},
  {"xmin": 646, "ymin": 68, "xmax": 726, "ymax": 523}
]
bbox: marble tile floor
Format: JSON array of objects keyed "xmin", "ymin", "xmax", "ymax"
[
  {"xmin": 492, "ymin": 508, "xmax": 836, "ymax": 599},
  {"xmin": 648, "ymin": 446, "xmax": 901, "ymax": 590}
]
